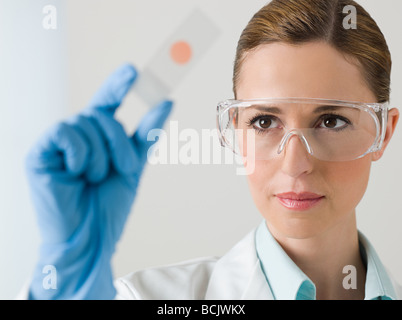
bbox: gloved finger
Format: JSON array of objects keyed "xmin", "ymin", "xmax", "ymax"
[
  {"xmin": 90, "ymin": 109, "xmax": 140, "ymax": 175},
  {"xmin": 66, "ymin": 115, "xmax": 110, "ymax": 183},
  {"xmin": 132, "ymin": 100, "xmax": 173, "ymax": 155},
  {"xmin": 26, "ymin": 122, "xmax": 90, "ymax": 176},
  {"xmin": 86, "ymin": 63, "xmax": 137, "ymax": 115}
]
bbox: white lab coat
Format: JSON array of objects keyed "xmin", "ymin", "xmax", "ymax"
[
  {"xmin": 115, "ymin": 228, "xmax": 402, "ymax": 300},
  {"xmin": 17, "ymin": 226, "xmax": 402, "ymax": 300}
]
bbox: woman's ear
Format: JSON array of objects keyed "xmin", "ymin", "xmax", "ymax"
[{"xmin": 372, "ymin": 108, "xmax": 400, "ymax": 161}]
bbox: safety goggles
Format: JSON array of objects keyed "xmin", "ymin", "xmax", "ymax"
[{"xmin": 217, "ymin": 98, "xmax": 388, "ymax": 162}]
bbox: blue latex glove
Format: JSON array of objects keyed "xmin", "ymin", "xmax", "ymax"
[{"xmin": 25, "ymin": 63, "xmax": 173, "ymax": 299}]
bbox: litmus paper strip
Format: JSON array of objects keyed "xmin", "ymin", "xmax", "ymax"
[{"xmin": 132, "ymin": 8, "xmax": 221, "ymax": 107}]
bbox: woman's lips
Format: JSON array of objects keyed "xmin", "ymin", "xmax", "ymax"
[{"xmin": 275, "ymin": 192, "xmax": 325, "ymax": 211}]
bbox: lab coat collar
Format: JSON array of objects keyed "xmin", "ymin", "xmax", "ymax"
[
  {"xmin": 256, "ymin": 220, "xmax": 398, "ymax": 300},
  {"xmin": 204, "ymin": 223, "xmax": 400, "ymax": 300},
  {"xmin": 204, "ymin": 229, "xmax": 273, "ymax": 300}
]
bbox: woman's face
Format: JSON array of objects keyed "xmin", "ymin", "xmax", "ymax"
[{"xmin": 236, "ymin": 41, "xmax": 398, "ymax": 239}]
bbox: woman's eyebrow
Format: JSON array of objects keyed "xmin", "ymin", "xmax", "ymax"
[
  {"xmin": 313, "ymin": 105, "xmax": 360, "ymax": 114},
  {"xmin": 247, "ymin": 105, "xmax": 360, "ymax": 115},
  {"xmin": 249, "ymin": 105, "xmax": 282, "ymax": 114}
]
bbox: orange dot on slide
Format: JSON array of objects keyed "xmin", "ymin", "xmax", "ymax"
[{"xmin": 170, "ymin": 41, "xmax": 192, "ymax": 65}]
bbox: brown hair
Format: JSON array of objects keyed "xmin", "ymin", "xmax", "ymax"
[{"xmin": 233, "ymin": 0, "xmax": 391, "ymax": 102}]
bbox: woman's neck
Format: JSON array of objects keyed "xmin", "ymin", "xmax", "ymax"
[{"xmin": 268, "ymin": 212, "xmax": 367, "ymax": 300}]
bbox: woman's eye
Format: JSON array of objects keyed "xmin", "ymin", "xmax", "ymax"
[
  {"xmin": 253, "ymin": 117, "xmax": 278, "ymax": 129},
  {"xmin": 319, "ymin": 116, "xmax": 348, "ymax": 129}
]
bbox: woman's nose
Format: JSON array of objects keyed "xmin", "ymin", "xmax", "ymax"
[{"xmin": 278, "ymin": 131, "xmax": 314, "ymax": 177}]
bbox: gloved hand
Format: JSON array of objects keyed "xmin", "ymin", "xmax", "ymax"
[{"xmin": 25, "ymin": 63, "xmax": 173, "ymax": 299}]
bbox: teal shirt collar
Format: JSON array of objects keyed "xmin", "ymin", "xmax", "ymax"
[
  {"xmin": 255, "ymin": 221, "xmax": 397, "ymax": 300},
  {"xmin": 358, "ymin": 231, "xmax": 397, "ymax": 300}
]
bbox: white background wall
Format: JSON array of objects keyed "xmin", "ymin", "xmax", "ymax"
[
  {"xmin": 1, "ymin": 0, "xmax": 402, "ymax": 299},
  {"xmin": 0, "ymin": 0, "xmax": 68, "ymax": 299}
]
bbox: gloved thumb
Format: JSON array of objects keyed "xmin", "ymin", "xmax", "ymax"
[{"xmin": 131, "ymin": 100, "xmax": 173, "ymax": 155}]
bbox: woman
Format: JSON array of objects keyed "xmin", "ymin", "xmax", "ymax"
[{"xmin": 25, "ymin": 0, "xmax": 401, "ymax": 300}]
